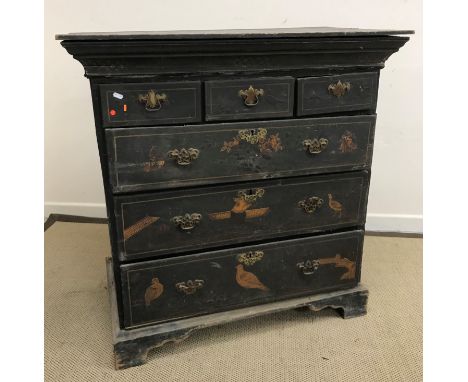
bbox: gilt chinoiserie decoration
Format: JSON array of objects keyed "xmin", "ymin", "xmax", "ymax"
[{"xmin": 58, "ymin": 27, "xmax": 412, "ymax": 369}]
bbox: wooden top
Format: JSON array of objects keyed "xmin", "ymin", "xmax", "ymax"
[{"xmin": 56, "ymin": 27, "xmax": 414, "ymax": 41}]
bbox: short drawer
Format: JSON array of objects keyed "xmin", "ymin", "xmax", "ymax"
[
  {"xmin": 106, "ymin": 115, "xmax": 375, "ymax": 193},
  {"xmin": 114, "ymin": 171, "xmax": 369, "ymax": 261},
  {"xmin": 99, "ymin": 81, "xmax": 201, "ymax": 127},
  {"xmin": 297, "ymin": 72, "xmax": 379, "ymax": 116},
  {"xmin": 205, "ymin": 77, "xmax": 294, "ymax": 121},
  {"xmin": 121, "ymin": 230, "xmax": 363, "ymax": 328}
]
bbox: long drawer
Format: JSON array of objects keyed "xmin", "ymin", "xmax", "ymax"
[
  {"xmin": 106, "ymin": 115, "xmax": 375, "ymax": 193},
  {"xmin": 120, "ymin": 230, "xmax": 363, "ymax": 328},
  {"xmin": 114, "ymin": 171, "xmax": 369, "ymax": 261}
]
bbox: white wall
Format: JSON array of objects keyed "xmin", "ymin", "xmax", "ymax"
[{"xmin": 45, "ymin": 0, "xmax": 422, "ymax": 232}]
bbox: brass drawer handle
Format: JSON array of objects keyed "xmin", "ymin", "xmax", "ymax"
[
  {"xmin": 303, "ymin": 138, "xmax": 328, "ymax": 154},
  {"xmin": 171, "ymin": 213, "xmax": 202, "ymax": 231},
  {"xmin": 298, "ymin": 197, "xmax": 323, "ymax": 214},
  {"xmin": 328, "ymin": 80, "xmax": 351, "ymax": 97},
  {"xmin": 238, "ymin": 128, "xmax": 267, "ymax": 144},
  {"xmin": 138, "ymin": 89, "xmax": 167, "ymax": 111},
  {"xmin": 167, "ymin": 148, "xmax": 200, "ymax": 166},
  {"xmin": 237, "ymin": 188, "xmax": 265, "ymax": 203},
  {"xmin": 297, "ymin": 260, "xmax": 320, "ymax": 275},
  {"xmin": 176, "ymin": 279, "xmax": 204, "ymax": 295},
  {"xmin": 238, "ymin": 85, "xmax": 264, "ymax": 106},
  {"xmin": 238, "ymin": 250, "xmax": 264, "ymax": 266}
]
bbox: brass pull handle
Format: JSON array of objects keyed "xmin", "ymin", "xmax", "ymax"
[
  {"xmin": 176, "ymin": 279, "xmax": 204, "ymax": 295},
  {"xmin": 138, "ymin": 89, "xmax": 167, "ymax": 111},
  {"xmin": 328, "ymin": 80, "xmax": 351, "ymax": 97},
  {"xmin": 238, "ymin": 250, "xmax": 264, "ymax": 266},
  {"xmin": 171, "ymin": 213, "xmax": 202, "ymax": 231},
  {"xmin": 238, "ymin": 128, "xmax": 267, "ymax": 144},
  {"xmin": 238, "ymin": 85, "xmax": 264, "ymax": 106},
  {"xmin": 303, "ymin": 138, "xmax": 328, "ymax": 154},
  {"xmin": 237, "ymin": 188, "xmax": 265, "ymax": 203},
  {"xmin": 297, "ymin": 260, "xmax": 320, "ymax": 275},
  {"xmin": 298, "ymin": 197, "xmax": 323, "ymax": 214},
  {"xmin": 167, "ymin": 148, "xmax": 200, "ymax": 166}
]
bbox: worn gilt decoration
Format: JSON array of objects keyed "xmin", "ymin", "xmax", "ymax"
[
  {"xmin": 237, "ymin": 250, "xmax": 264, "ymax": 266},
  {"xmin": 298, "ymin": 196, "xmax": 324, "ymax": 214},
  {"xmin": 238, "ymin": 85, "xmax": 264, "ymax": 106},
  {"xmin": 123, "ymin": 216, "xmax": 160, "ymax": 240},
  {"xmin": 221, "ymin": 128, "xmax": 283, "ymax": 156},
  {"xmin": 303, "ymin": 138, "xmax": 329, "ymax": 154},
  {"xmin": 339, "ymin": 130, "xmax": 357, "ymax": 153},
  {"xmin": 58, "ymin": 27, "xmax": 411, "ymax": 369},
  {"xmin": 171, "ymin": 213, "xmax": 202, "ymax": 231},
  {"xmin": 143, "ymin": 146, "xmax": 165, "ymax": 172},
  {"xmin": 235, "ymin": 264, "xmax": 269, "ymax": 291},
  {"xmin": 297, "ymin": 255, "xmax": 356, "ymax": 280},
  {"xmin": 328, "ymin": 194, "xmax": 343, "ymax": 217},
  {"xmin": 209, "ymin": 188, "xmax": 270, "ymax": 221},
  {"xmin": 144, "ymin": 278, "xmax": 164, "ymax": 307},
  {"xmin": 175, "ymin": 279, "xmax": 205, "ymax": 295},
  {"xmin": 328, "ymin": 80, "xmax": 351, "ymax": 97},
  {"xmin": 138, "ymin": 89, "xmax": 167, "ymax": 111},
  {"xmin": 167, "ymin": 147, "xmax": 200, "ymax": 166}
]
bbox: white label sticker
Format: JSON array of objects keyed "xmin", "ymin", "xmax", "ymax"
[{"xmin": 112, "ymin": 92, "xmax": 124, "ymax": 100}]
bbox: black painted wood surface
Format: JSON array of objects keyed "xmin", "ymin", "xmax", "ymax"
[
  {"xmin": 120, "ymin": 230, "xmax": 363, "ymax": 328},
  {"xmin": 297, "ymin": 72, "xmax": 379, "ymax": 116},
  {"xmin": 205, "ymin": 77, "xmax": 294, "ymax": 121},
  {"xmin": 56, "ymin": 27, "xmax": 413, "ymax": 41},
  {"xmin": 106, "ymin": 115, "xmax": 375, "ymax": 193},
  {"xmin": 114, "ymin": 171, "xmax": 369, "ymax": 261}
]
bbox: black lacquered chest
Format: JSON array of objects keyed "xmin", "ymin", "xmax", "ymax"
[{"xmin": 57, "ymin": 27, "xmax": 411, "ymax": 369}]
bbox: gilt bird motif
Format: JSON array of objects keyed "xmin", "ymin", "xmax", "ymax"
[
  {"xmin": 328, "ymin": 193, "xmax": 343, "ymax": 218},
  {"xmin": 144, "ymin": 277, "xmax": 164, "ymax": 307},
  {"xmin": 235, "ymin": 264, "xmax": 269, "ymax": 291}
]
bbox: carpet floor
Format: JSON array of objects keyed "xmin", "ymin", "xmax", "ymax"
[{"xmin": 45, "ymin": 222, "xmax": 422, "ymax": 381}]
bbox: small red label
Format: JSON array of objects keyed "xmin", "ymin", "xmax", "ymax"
[{"xmin": 109, "ymin": 109, "xmax": 117, "ymax": 116}]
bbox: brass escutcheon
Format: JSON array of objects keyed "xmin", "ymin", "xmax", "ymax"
[
  {"xmin": 303, "ymin": 138, "xmax": 329, "ymax": 154},
  {"xmin": 138, "ymin": 89, "xmax": 167, "ymax": 111},
  {"xmin": 167, "ymin": 148, "xmax": 200, "ymax": 166},
  {"xmin": 298, "ymin": 196, "xmax": 324, "ymax": 214},
  {"xmin": 297, "ymin": 259, "xmax": 320, "ymax": 275},
  {"xmin": 328, "ymin": 80, "xmax": 351, "ymax": 97},
  {"xmin": 238, "ymin": 128, "xmax": 267, "ymax": 144},
  {"xmin": 238, "ymin": 250, "xmax": 264, "ymax": 266},
  {"xmin": 171, "ymin": 213, "xmax": 202, "ymax": 231},
  {"xmin": 175, "ymin": 279, "xmax": 205, "ymax": 295},
  {"xmin": 238, "ymin": 85, "xmax": 264, "ymax": 106},
  {"xmin": 237, "ymin": 188, "xmax": 265, "ymax": 203}
]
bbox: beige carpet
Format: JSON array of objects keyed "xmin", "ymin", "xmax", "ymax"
[{"xmin": 45, "ymin": 222, "xmax": 422, "ymax": 381}]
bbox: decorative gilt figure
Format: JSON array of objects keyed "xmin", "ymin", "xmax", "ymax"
[
  {"xmin": 235, "ymin": 264, "xmax": 269, "ymax": 291},
  {"xmin": 328, "ymin": 194, "xmax": 343, "ymax": 217},
  {"xmin": 144, "ymin": 278, "xmax": 164, "ymax": 307},
  {"xmin": 339, "ymin": 131, "xmax": 357, "ymax": 153}
]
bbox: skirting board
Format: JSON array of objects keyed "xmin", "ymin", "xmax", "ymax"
[{"xmin": 44, "ymin": 202, "xmax": 423, "ymax": 234}]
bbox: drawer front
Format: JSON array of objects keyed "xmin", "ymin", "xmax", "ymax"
[
  {"xmin": 205, "ymin": 77, "xmax": 294, "ymax": 121},
  {"xmin": 114, "ymin": 172, "xmax": 369, "ymax": 261},
  {"xmin": 106, "ymin": 115, "xmax": 375, "ymax": 193},
  {"xmin": 297, "ymin": 72, "xmax": 379, "ymax": 116},
  {"xmin": 99, "ymin": 81, "xmax": 201, "ymax": 127},
  {"xmin": 121, "ymin": 230, "xmax": 363, "ymax": 328}
]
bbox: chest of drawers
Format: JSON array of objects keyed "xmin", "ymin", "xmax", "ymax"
[{"xmin": 57, "ymin": 27, "xmax": 411, "ymax": 369}]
